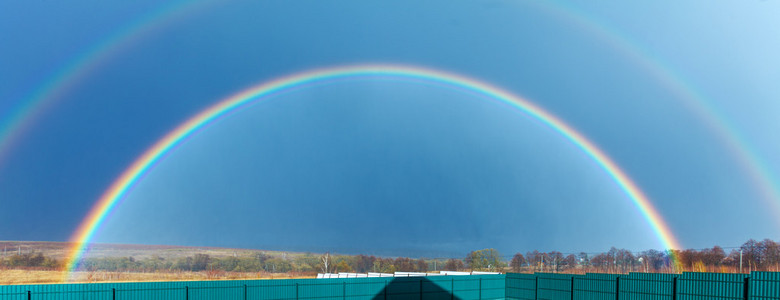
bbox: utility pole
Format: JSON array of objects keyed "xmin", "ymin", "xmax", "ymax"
[{"xmin": 740, "ymin": 249, "xmax": 743, "ymax": 273}]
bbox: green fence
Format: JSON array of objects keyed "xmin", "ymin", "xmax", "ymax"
[
  {"xmin": 505, "ymin": 273, "xmax": 536, "ymax": 300},
  {"xmin": 505, "ymin": 272, "xmax": 780, "ymax": 300},
  {"xmin": 752, "ymin": 272, "xmax": 780, "ymax": 300},
  {"xmin": 3, "ymin": 271, "xmax": 780, "ymax": 300},
  {"xmin": 619, "ymin": 272, "xmax": 676, "ymax": 300},
  {"xmin": 0, "ymin": 275, "xmax": 505, "ymax": 300},
  {"xmin": 574, "ymin": 273, "xmax": 618, "ymax": 300}
]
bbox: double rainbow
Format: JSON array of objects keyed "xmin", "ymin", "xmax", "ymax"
[{"xmin": 64, "ymin": 64, "xmax": 682, "ymax": 280}]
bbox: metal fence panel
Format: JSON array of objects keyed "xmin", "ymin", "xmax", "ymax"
[
  {"xmin": 387, "ymin": 277, "xmax": 421, "ymax": 300},
  {"xmin": 452, "ymin": 276, "xmax": 479, "ymax": 300},
  {"xmin": 8, "ymin": 272, "xmax": 780, "ymax": 300},
  {"xmin": 421, "ymin": 277, "xmax": 454, "ymax": 300},
  {"xmin": 678, "ymin": 272, "xmax": 746, "ymax": 300},
  {"xmin": 298, "ymin": 279, "xmax": 342, "ymax": 300},
  {"xmin": 619, "ymin": 272, "xmax": 676, "ymax": 300},
  {"xmin": 574, "ymin": 273, "xmax": 619, "ymax": 300},
  {"xmin": 536, "ymin": 273, "xmax": 578, "ymax": 300},
  {"xmin": 750, "ymin": 272, "xmax": 780, "ymax": 300},
  {"xmin": 479, "ymin": 276, "xmax": 506, "ymax": 300},
  {"xmin": 505, "ymin": 273, "xmax": 536, "ymax": 300}
]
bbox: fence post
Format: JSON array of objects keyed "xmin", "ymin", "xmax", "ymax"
[
  {"xmin": 535, "ymin": 276, "xmax": 539, "ymax": 300},
  {"xmin": 112, "ymin": 288, "xmax": 116, "ymax": 300},
  {"xmin": 296, "ymin": 283, "xmax": 299, "ymax": 300},
  {"xmin": 343, "ymin": 281, "xmax": 346, "ymax": 300},
  {"xmin": 479, "ymin": 277, "xmax": 482, "ymax": 300},
  {"xmin": 671, "ymin": 278, "xmax": 677, "ymax": 300},
  {"xmin": 570, "ymin": 276, "xmax": 575, "ymax": 300},
  {"xmin": 185, "ymin": 286, "xmax": 189, "ymax": 300},
  {"xmin": 244, "ymin": 284, "xmax": 247, "ymax": 300},
  {"xmin": 420, "ymin": 279, "xmax": 423, "ymax": 300},
  {"xmin": 615, "ymin": 276, "xmax": 619, "ymax": 300},
  {"xmin": 27, "ymin": 291, "xmax": 30, "ymax": 300},
  {"xmin": 744, "ymin": 277, "xmax": 750, "ymax": 300},
  {"xmin": 384, "ymin": 280, "xmax": 388, "ymax": 300},
  {"xmin": 451, "ymin": 278, "xmax": 454, "ymax": 300}
]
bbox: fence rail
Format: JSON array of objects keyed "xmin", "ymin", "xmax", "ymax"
[
  {"xmin": 0, "ymin": 275, "xmax": 504, "ymax": 300},
  {"xmin": 507, "ymin": 271, "xmax": 780, "ymax": 300},
  {"xmin": 2, "ymin": 271, "xmax": 779, "ymax": 299}
]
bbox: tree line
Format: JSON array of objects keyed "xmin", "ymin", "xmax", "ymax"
[
  {"xmin": 3, "ymin": 238, "xmax": 779, "ymax": 274},
  {"xmin": 0, "ymin": 252, "xmax": 59, "ymax": 269},
  {"xmin": 509, "ymin": 239, "xmax": 780, "ymax": 273}
]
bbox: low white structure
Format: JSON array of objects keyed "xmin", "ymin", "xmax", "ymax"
[
  {"xmin": 393, "ymin": 272, "xmax": 427, "ymax": 277},
  {"xmin": 439, "ymin": 271, "xmax": 471, "ymax": 276},
  {"xmin": 317, "ymin": 271, "xmax": 499, "ymax": 278}
]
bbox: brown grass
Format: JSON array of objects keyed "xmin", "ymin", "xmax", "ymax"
[
  {"xmin": 0, "ymin": 269, "xmax": 314, "ymax": 286},
  {"xmin": 0, "ymin": 241, "xmax": 300, "ymax": 261}
]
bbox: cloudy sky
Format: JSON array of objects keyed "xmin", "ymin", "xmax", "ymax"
[{"xmin": 1, "ymin": 0, "xmax": 779, "ymax": 258}]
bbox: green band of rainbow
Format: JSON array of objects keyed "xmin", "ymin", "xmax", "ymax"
[{"xmin": 64, "ymin": 64, "xmax": 682, "ymax": 280}]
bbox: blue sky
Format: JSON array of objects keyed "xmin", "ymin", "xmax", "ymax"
[{"xmin": 1, "ymin": 0, "xmax": 779, "ymax": 258}]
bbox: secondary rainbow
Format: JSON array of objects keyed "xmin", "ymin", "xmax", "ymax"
[
  {"xmin": 2, "ymin": 1, "xmax": 776, "ymax": 230},
  {"xmin": 64, "ymin": 64, "xmax": 682, "ymax": 280},
  {"xmin": 530, "ymin": 1, "xmax": 780, "ymax": 222},
  {"xmin": 0, "ymin": 0, "xmax": 216, "ymax": 166}
]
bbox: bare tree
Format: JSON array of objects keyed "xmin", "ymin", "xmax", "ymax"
[
  {"xmin": 510, "ymin": 253, "xmax": 526, "ymax": 272},
  {"xmin": 355, "ymin": 255, "xmax": 376, "ymax": 273},
  {"xmin": 526, "ymin": 250, "xmax": 543, "ymax": 272},
  {"xmin": 547, "ymin": 251, "xmax": 563, "ymax": 272},
  {"xmin": 416, "ymin": 259, "xmax": 428, "ymax": 272},
  {"xmin": 444, "ymin": 259, "xmax": 464, "ymax": 271},
  {"xmin": 394, "ymin": 257, "xmax": 415, "ymax": 272},
  {"xmin": 563, "ymin": 254, "xmax": 577, "ymax": 271},
  {"xmin": 761, "ymin": 239, "xmax": 780, "ymax": 271},
  {"xmin": 320, "ymin": 252, "xmax": 330, "ymax": 273},
  {"xmin": 741, "ymin": 239, "xmax": 761, "ymax": 272}
]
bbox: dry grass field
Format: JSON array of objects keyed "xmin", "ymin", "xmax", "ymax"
[
  {"xmin": 1, "ymin": 241, "xmax": 318, "ymax": 285},
  {"xmin": 0, "ymin": 268, "xmax": 313, "ymax": 285},
  {"xmin": 0, "ymin": 241, "xmax": 297, "ymax": 261}
]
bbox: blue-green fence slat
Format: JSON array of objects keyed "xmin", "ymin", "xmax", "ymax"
[
  {"xmin": 0, "ymin": 275, "xmax": 506, "ymax": 300},
  {"xmin": 751, "ymin": 271, "xmax": 780, "ymax": 300},
  {"xmin": 678, "ymin": 272, "xmax": 747, "ymax": 300},
  {"xmin": 4, "ymin": 272, "xmax": 780, "ymax": 300},
  {"xmin": 506, "ymin": 273, "xmax": 536, "ymax": 300}
]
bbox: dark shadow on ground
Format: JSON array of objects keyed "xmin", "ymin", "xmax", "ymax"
[{"xmin": 371, "ymin": 277, "xmax": 458, "ymax": 300}]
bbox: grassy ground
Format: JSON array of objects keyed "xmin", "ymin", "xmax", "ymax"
[
  {"xmin": 0, "ymin": 241, "xmax": 299, "ymax": 261},
  {"xmin": 0, "ymin": 269, "xmax": 313, "ymax": 285}
]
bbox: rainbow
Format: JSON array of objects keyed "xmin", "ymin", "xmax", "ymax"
[
  {"xmin": 1, "ymin": 2, "xmax": 777, "ymax": 213},
  {"xmin": 63, "ymin": 64, "xmax": 683, "ymax": 280},
  {"xmin": 0, "ymin": 0, "xmax": 216, "ymax": 166},
  {"xmin": 530, "ymin": 1, "xmax": 780, "ymax": 224},
  {"xmin": 1, "ymin": 1, "xmax": 777, "ymax": 233}
]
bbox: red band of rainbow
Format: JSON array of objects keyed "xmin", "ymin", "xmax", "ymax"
[{"xmin": 63, "ymin": 64, "xmax": 682, "ymax": 281}]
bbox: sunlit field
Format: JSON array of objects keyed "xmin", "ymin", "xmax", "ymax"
[
  {"xmin": 2, "ymin": 1, "xmax": 780, "ymax": 291},
  {"xmin": 0, "ymin": 268, "xmax": 308, "ymax": 285}
]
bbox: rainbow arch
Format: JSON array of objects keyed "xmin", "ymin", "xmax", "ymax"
[
  {"xmin": 0, "ymin": 0, "xmax": 780, "ymax": 213},
  {"xmin": 1, "ymin": 1, "xmax": 776, "ymax": 234},
  {"xmin": 0, "ymin": 0, "xmax": 217, "ymax": 166},
  {"xmin": 63, "ymin": 64, "xmax": 682, "ymax": 280},
  {"xmin": 530, "ymin": 1, "xmax": 780, "ymax": 222}
]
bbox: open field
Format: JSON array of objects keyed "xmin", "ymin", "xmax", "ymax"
[
  {"xmin": 5, "ymin": 240, "xmax": 780, "ymax": 285},
  {"xmin": 0, "ymin": 241, "xmax": 301, "ymax": 261},
  {"xmin": 0, "ymin": 241, "xmax": 321, "ymax": 285},
  {"xmin": 0, "ymin": 269, "xmax": 312, "ymax": 285}
]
